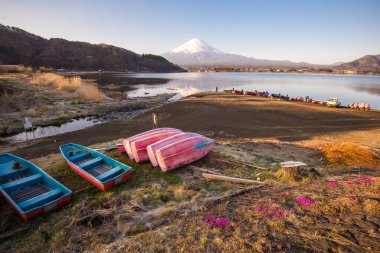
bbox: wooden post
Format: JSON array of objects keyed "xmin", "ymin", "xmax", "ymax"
[
  {"xmin": 152, "ymin": 113, "xmax": 158, "ymax": 129},
  {"xmin": 280, "ymin": 161, "xmax": 307, "ymax": 177},
  {"xmin": 283, "ymin": 166, "xmax": 300, "ymax": 177}
]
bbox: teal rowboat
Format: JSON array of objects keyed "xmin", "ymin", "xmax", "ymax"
[{"xmin": 0, "ymin": 153, "xmax": 72, "ymax": 221}]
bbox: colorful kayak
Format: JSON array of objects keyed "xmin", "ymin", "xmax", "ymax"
[
  {"xmin": 156, "ymin": 136, "xmax": 214, "ymax": 172},
  {"xmin": 0, "ymin": 153, "xmax": 72, "ymax": 221},
  {"xmin": 123, "ymin": 128, "xmax": 180, "ymax": 160},
  {"xmin": 147, "ymin": 132, "xmax": 202, "ymax": 167},
  {"xmin": 131, "ymin": 130, "xmax": 183, "ymax": 162},
  {"xmin": 60, "ymin": 143, "xmax": 133, "ymax": 191}
]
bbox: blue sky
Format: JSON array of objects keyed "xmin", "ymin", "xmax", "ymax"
[{"xmin": 1, "ymin": 0, "xmax": 379, "ymax": 64}]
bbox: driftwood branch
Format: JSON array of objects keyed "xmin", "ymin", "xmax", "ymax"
[
  {"xmin": 0, "ymin": 227, "xmax": 30, "ymax": 241},
  {"xmin": 188, "ymin": 165, "xmax": 222, "ymax": 175},
  {"xmin": 94, "ymin": 147, "xmax": 117, "ymax": 152},
  {"xmin": 204, "ymin": 185, "xmax": 266, "ymax": 207},
  {"xmin": 202, "ymin": 173, "xmax": 265, "ymax": 184}
]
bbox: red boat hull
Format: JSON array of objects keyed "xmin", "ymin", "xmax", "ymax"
[
  {"xmin": 116, "ymin": 144, "xmax": 126, "ymax": 153},
  {"xmin": 0, "ymin": 190, "xmax": 71, "ymax": 221},
  {"xmin": 67, "ymin": 162, "xmax": 132, "ymax": 191}
]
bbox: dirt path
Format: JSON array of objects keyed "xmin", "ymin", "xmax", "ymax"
[{"xmin": 10, "ymin": 92, "xmax": 380, "ymax": 159}]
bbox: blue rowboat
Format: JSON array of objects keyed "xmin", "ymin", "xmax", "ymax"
[
  {"xmin": 59, "ymin": 143, "xmax": 133, "ymax": 191},
  {"xmin": 0, "ymin": 153, "xmax": 72, "ymax": 221}
]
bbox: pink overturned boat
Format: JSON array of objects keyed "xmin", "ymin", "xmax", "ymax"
[
  {"xmin": 156, "ymin": 136, "xmax": 214, "ymax": 172},
  {"xmin": 131, "ymin": 130, "xmax": 183, "ymax": 162},
  {"xmin": 123, "ymin": 128, "xmax": 180, "ymax": 160},
  {"xmin": 147, "ymin": 132, "xmax": 201, "ymax": 167}
]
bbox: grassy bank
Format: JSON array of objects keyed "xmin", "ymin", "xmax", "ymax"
[
  {"xmin": 0, "ymin": 139, "xmax": 379, "ymax": 252},
  {"xmin": 0, "ymin": 74, "xmax": 175, "ymax": 137}
]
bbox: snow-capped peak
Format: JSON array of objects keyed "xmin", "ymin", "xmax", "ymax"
[{"xmin": 170, "ymin": 38, "xmax": 223, "ymax": 54}]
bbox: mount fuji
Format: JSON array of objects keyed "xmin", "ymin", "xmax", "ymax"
[{"xmin": 161, "ymin": 38, "xmax": 316, "ymax": 68}]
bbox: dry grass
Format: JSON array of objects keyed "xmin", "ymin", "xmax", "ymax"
[
  {"xmin": 363, "ymin": 199, "xmax": 380, "ymax": 215},
  {"xmin": 74, "ymin": 83, "xmax": 104, "ymax": 102},
  {"xmin": 322, "ymin": 142, "xmax": 378, "ymax": 167},
  {"xmin": 31, "ymin": 73, "xmax": 104, "ymax": 102}
]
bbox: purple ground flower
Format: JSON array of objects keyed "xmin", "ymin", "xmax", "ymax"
[
  {"xmin": 355, "ymin": 177, "xmax": 375, "ymax": 185},
  {"xmin": 204, "ymin": 216, "xmax": 229, "ymax": 228},
  {"xmin": 328, "ymin": 181, "xmax": 339, "ymax": 188},
  {"xmin": 255, "ymin": 205, "xmax": 268, "ymax": 212},
  {"xmin": 346, "ymin": 195, "xmax": 359, "ymax": 201},
  {"xmin": 297, "ymin": 197, "xmax": 314, "ymax": 206},
  {"xmin": 204, "ymin": 216, "xmax": 215, "ymax": 224},
  {"xmin": 216, "ymin": 219, "xmax": 229, "ymax": 228}
]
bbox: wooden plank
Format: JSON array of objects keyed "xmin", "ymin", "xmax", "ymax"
[
  {"xmin": 202, "ymin": 173, "xmax": 265, "ymax": 184},
  {"xmin": 280, "ymin": 161, "xmax": 307, "ymax": 168}
]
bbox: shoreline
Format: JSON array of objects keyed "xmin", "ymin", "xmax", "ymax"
[{"xmin": 4, "ymin": 92, "xmax": 380, "ymax": 159}]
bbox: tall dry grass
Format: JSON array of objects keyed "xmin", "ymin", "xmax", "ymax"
[
  {"xmin": 31, "ymin": 73, "xmax": 104, "ymax": 102},
  {"xmin": 322, "ymin": 142, "xmax": 377, "ymax": 167}
]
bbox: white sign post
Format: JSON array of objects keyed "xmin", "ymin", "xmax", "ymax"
[{"xmin": 23, "ymin": 117, "xmax": 35, "ymax": 140}]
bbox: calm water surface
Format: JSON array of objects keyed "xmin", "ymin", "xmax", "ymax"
[{"xmin": 116, "ymin": 72, "xmax": 380, "ymax": 109}]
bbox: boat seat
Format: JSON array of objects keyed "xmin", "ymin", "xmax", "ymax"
[
  {"xmin": 0, "ymin": 174, "xmax": 42, "ymax": 192},
  {"xmin": 79, "ymin": 157, "xmax": 104, "ymax": 170},
  {"xmin": 96, "ymin": 166, "xmax": 123, "ymax": 182},
  {"xmin": 70, "ymin": 152, "xmax": 91, "ymax": 163},
  {"xmin": 0, "ymin": 168, "xmax": 29, "ymax": 181},
  {"xmin": 18, "ymin": 188, "xmax": 62, "ymax": 211}
]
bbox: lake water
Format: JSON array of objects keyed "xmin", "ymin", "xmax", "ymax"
[
  {"xmin": 93, "ymin": 72, "xmax": 380, "ymax": 109},
  {"xmin": 4, "ymin": 72, "xmax": 380, "ymax": 144}
]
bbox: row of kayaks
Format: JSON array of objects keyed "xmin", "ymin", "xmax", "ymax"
[
  {"xmin": 0, "ymin": 128, "xmax": 213, "ymax": 220},
  {"xmin": 224, "ymin": 89, "xmax": 343, "ymax": 107},
  {"xmin": 120, "ymin": 128, "xmax": 214, "ymax": 172}
]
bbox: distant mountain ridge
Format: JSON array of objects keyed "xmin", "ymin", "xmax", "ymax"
[
  {"xmin": 336, "ymin": 54, "xmax": 380, "ymax": 72},
  {"xmin": 0, "ymin": 24, "xmax": 184, "ymax": 72},
  {"xmin": 162, "ymin": 38, "xmax": 322, "ymax": 68}
]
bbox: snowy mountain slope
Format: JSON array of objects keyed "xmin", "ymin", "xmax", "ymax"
[{"xmin": 162, "ymin": 38, "xmax": 318, "ymax": 67}]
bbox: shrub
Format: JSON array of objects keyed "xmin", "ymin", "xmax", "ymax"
[
  {"xmin": 31, "ymin": 73, "xmax": 104, "ymax": 102},
  {"xmin": 75, "ymin": 83, "xmax": 104, "ymax": 102}
]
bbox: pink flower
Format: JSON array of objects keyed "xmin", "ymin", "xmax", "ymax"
[
  {"xmin": 355, "ymin": 177, "xmax": 375, "ymax": 185},
  {"xmin": 204, "ymin": 216, "xmax": 215, "ymax": 224},
  {"xmin": 346, "ymin": 195, "xmax": 359, "ymax": 201},
  {"xmin": 255, "ymin": 205, "xmax": 268, "ymax": 212},
  {"xmin": 328, "ymin": 181, "xmax": 338, "ymax": 188},
  {"xmin": 345, "ymin": 181, "xmax": 354, "ymax": 185},
  {"xmin": 216, "ymin": 219, "xmax": 229, "ymax": 228},
  {"xmin": 204, "ymin": 216, "xmax": 229, "ymax": 228},
  {"xmin": 297, "ymin": 197, "xmax": 314, "ymax": 206}
]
